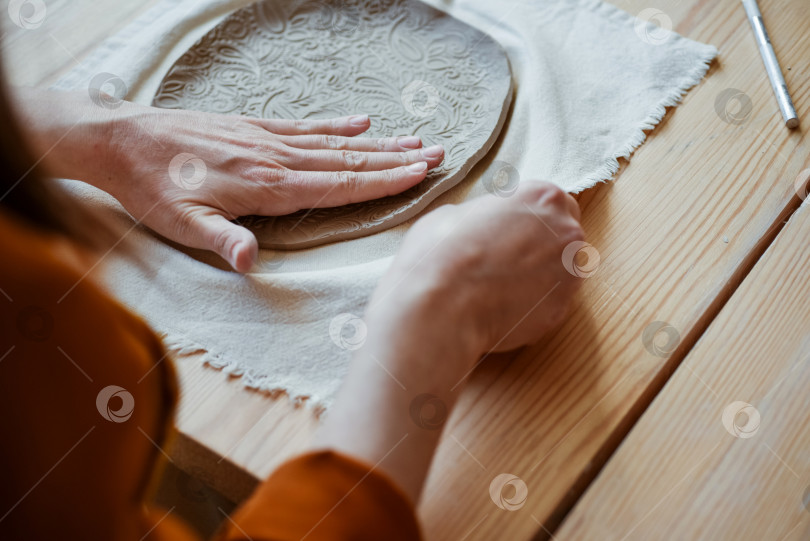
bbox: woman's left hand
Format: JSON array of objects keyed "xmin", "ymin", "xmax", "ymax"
[{"xmin": 17, "ymin": 89, "xmax": 444, "ymax": 271}]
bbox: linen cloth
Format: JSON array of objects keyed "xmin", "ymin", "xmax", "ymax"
[{"xmin": 53, "ymin": 0, "xmax": 717, "ymax": 410}]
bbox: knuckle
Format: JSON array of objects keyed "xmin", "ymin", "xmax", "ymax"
[
  {"xmin": 271, "ymin": 142, "xmax": 295, "ymax": 161},
  {"xmin": 335, "ymin": 170, "xmax": 359, "ymax": 194},
  {"xmin": 243, "ymin": 133, "xmax": 290, "ymax": 158},
  {"xmin": 375, "ymin": 138, "xmax": 389, "ymax": 151},
  {"xmin": 246, "ymin": 164, "xmax": 286, "ymax": 184},
  {"xmin": 342, "ymin": 150, "xmax": 366, "ymax": 170},
  {"xmin": 265, "ymin": 172, "xmax": 298, "ymax": 213},
  {"xmin": 324, "ymin": 134, "xmax": 340, "ymax": 149},
  {"xmin": 519, "ymin": 181, "xmax": 564, "ymax": 203},
  {"xmin": 173, "ymin": 208, "xmax": 198, "ymax": 240},
  {"xmin": 547, "ymin": 186, "xmax": 568, "ymax": 204},
  {"xmin": 212, "ymin": 227, "xmax": 232, "ymax": 255},
  {"xmin": 560, "ymin": 219, "xmax": 585, "ymax": 243},
  {"xmin": 547, "ymin": 190, "xmax": 570, "ymax": 210},
  {"xmin": 267, "ymin": 167, "xmax": 289, "ymax": 184}
]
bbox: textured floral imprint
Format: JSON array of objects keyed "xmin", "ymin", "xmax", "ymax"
[{"xmin": 153, "ymin": 0, "xmax": 513, "ymax": 249}]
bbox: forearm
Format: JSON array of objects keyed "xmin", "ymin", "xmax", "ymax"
[
  {"xmin": 11, "ymin": 87, "xmax": 125, "ymax": 190},
  {"xmin": 11, "ymin": 88, "xmax": 444, "ymax": 272},
  {"xmin": 313, "ymin": 275, "xmax": 483, "ymax": 504}
]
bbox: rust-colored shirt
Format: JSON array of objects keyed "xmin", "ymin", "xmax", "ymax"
[{"xmin": 0, "ymin": 211, "xmax": 421, "ymax": 540}]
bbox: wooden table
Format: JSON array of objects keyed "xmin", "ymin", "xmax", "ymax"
[{"xmin": 7, "ymin": 0, "xmax": 809, "ymax": 539}]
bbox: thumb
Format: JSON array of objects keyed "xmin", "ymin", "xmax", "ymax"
[{"xmin": 191, "ymin": 213, "xmax": 258, "ymax": 272}]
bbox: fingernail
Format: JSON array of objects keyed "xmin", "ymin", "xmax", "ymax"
[
  {"xmin": 349, "ymin": 114, "xmax": 369, "ymax": 127},
  {"xmin": 407, "ymin": 162, "xmax": 428, "ymax": 173},
  {"xmin": 397, "ymin": 136, "xmax": 421, "ymax": 149},
  {"xmin": 422, "ymin": 144, "xmax": 443, "ymax": 159}
]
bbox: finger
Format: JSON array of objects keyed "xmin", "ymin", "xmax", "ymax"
[
  {"xmin": 255, "ymin": 115, "xmax": 371, "ymax": 136},
  {"xmin": 519, "ymin": 181, "xmax": 572, "ymax": 212},
  {"xmin": 288, "ymin": 162, "xmax": 429, "ymax": 208},
  {"xmin": 189, "ymin": 213, "xmax": 258, "ymax": 273},
  {"xmin": 286, "ymin": 145, "xmax": 444, "ymax": 172},
  {"xmin": 564, "ymin": 193, "xmax": 581, "ymax": 221},
  {"xmin": 280, "ymin": 134, "xmax": 423, "ymax": 152}
]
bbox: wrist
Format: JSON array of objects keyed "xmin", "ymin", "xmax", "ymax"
[
  {"xmin": 315, "ymin": 262, "xmax": 484, "ymax": 503},
  {"xmin": 14, "ymin": 88, "xmax": 129, "ymax": 193},
  {"xmin": 366, "ymin": 266, "xmax": 485, "ymax": 377}
]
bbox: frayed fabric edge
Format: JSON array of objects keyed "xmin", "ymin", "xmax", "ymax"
[
  {"xmin": 158, "ymin": 331, "xmax": 328, "ymax": 417},
  {"xmin": 152, "ymin": 1, "xmax": 718, "ymax": 413},
  {"xmin": 157, "ymin": 45, "xmax": 717, "ymax": 415},
  {"xmin": 568, "ymin": 44, "xmax": 718, "ymax": 194}
]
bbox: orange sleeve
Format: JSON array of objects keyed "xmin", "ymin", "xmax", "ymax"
[
  {"xmin": 215, "ymin": 451, "xmax": 422, "ymax": 541},
  {"xmin": 0, "ymin": 211, "xmax": 183, "ymax": 540},
  {"xmin": 0, "ymin": 210, "xmax": 419, "ymax": 541},
  {"xmin": 141, "ymin": 507, "xmax": 201, "ymax": 541}
]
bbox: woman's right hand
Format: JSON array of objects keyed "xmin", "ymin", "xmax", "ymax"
[
  {"xmin": 314, "ymin": 181, "xmax": 585, "ymax": 504},
  {"xmin": 370, "ymin": 181, "xmax": 585, "ymax": 358}
]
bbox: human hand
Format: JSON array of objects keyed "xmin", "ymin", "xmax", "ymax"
[
  {"xmin": 18, "ymin": 90, "xmax": 444, "ymax": 272},
  {"xmin": 103, "ymin": 104, "xmax": 444, "ymax": 271},
  {"xmin": 369, "ymin": 181, "xmax": 584, "ymax": 359},
  {"xmin": 314, "ymin": 182, "xmax": 584, "ymax": 501}
]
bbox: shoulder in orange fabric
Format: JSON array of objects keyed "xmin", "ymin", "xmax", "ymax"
[
  {"xmin": 216, "ymin": 450, "xmax": 422, "ymax": 541},
  {"xmin": 0, "ymin": 210, "xmax": 183, "ymax": 540}
]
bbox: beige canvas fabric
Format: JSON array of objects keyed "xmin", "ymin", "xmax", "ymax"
[{"xmin": 53, "ymin": 0, "xmax": 717, "ymax": 410}]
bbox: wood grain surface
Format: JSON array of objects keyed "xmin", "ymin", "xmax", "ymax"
[
  {"xmin": 3, "ymin": 0, "xmax": 809, "ymax": 539},
  {"xmin": 556, "ymin": 196, "xmax": 810, "ymax": 540},
  {"xmin": 170, "ymin": 2, "xmax": 810, "ymax": 539}
]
